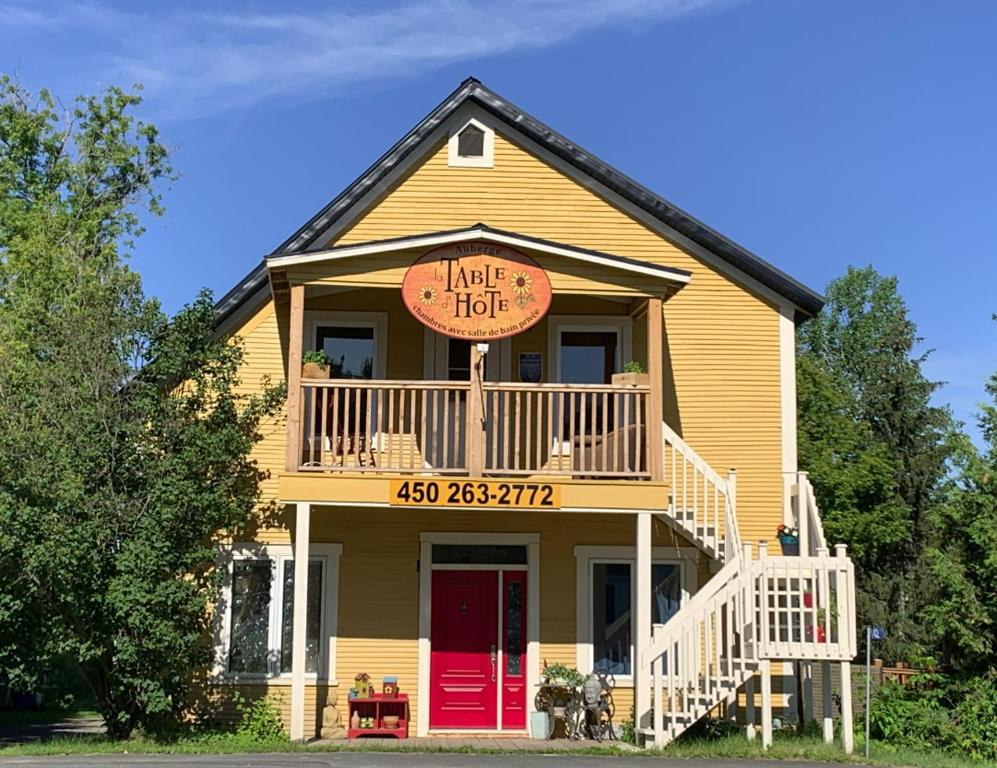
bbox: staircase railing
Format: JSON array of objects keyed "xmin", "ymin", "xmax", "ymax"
[
  {"xmin": 639, "ymin": 543, "xmax": 857, "ymax": 747},
  {"xmin": 641, "ymin": 546, "xmax": 758, "ymax": 746},
  {"xmin": 785, "ymin": 470, "xmax": 827, "ymax": 556},
  {"xmin": 662, "ymin": 423, "xmax": 741, "ymax": 561}
]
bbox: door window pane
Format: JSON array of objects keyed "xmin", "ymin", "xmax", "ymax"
[
  {"xmin": 559, "ymin": 331, "xmax": 617, "ymax": 384},
  {"xmin": 432, "ymin": 544, "xmax": 527, "ymax": 565},
  {"xmin": 279, "ymin": 560, "xmax": 323, "ymax": 674},
  {"xmin": 505, "ymin": 581, "xmax": 523, "ymax": 676},
  {"xmin": 318, "ymin": 326, "xmax": 374, "ymax": 379},
  {"xmin": 228, "ymin": 560, "xmax": 273, "ymax": 674}
]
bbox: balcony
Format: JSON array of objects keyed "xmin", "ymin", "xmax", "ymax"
[{"xmin": 293, "ymin": 378, "xmax": 653, "ymax": 480}]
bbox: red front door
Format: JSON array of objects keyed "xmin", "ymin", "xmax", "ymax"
[{"xmin": 430, "ymin": 571, "xmax": 499, "ymax": 729}]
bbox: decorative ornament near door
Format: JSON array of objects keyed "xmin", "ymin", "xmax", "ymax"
[{"xmin": 401, "ymin": 241, "xmax": 552, "ymax": 340}]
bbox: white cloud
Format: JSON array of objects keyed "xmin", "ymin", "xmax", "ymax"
[{"xmin": 1, "ymin": 0, "xmax": 734, "ymax": 118}]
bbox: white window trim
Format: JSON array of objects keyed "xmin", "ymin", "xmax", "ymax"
[
  {"xmin": 213, "ymin": 542, "xmax": 342, "ymax": 684},
  {"xmin": 573, "ymin": 545, "xmax": 698, "ymax": 688},
  {"xmin": 304, "ymin": 310, "xmax": 388, "ymax": 379},
  {"xmin": 447, "ymin": 117, "xmax": 494, "ymax": 168},
  {"xmin": 547, "ymin": 315, "xmax": 633, "ymax": 383}
]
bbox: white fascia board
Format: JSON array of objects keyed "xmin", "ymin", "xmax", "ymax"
[{"xmin": 266, "ymin": 228, "xmax": 689, "ymax": 286}]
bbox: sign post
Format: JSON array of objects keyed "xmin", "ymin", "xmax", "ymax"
[{"xmin": 865, "ymin": 626, "xmax": 885, "ymax": 758}]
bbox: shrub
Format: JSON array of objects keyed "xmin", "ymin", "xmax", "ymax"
[
  {"xmin": 950, "ymin": 674, "xmax": 997, "ymax": 761},
  {"xmin": 233, "ymin": 693, "xmax": 286, "ymax": 743},
  {"xmin": 870, "ymin": 672, "xmax": 997, "ymax": 760}
]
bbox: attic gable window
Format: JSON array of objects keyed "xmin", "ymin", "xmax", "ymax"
[
  {"xmin": 448, "ymin": 118, "xmax": 494, "ymax": 168},
  {"xmin": 457, "ymin": 124, "xmax": 484, "ymax": 157}
]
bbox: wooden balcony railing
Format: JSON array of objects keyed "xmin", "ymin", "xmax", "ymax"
[{"xmin": 296, "ymin": 378, "xmax": 651, "ymax": 479}]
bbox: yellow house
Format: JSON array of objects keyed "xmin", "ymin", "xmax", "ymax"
[{"xmin": 206, "ymin": 78, "xmax": 857, "ymax": 750}]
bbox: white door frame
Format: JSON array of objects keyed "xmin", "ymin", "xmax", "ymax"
[
  {"xmin": 423, "ymin": 328, "xmax": 512, "ymax": 381},
  {"xmin": 417, "ymin": 532, "xmax": 540, "ymax": 736},
  {"xmin": 546, "ymin": 315, "xmax": 633, "ymax": 383}
]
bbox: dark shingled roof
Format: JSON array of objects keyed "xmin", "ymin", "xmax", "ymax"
[{"xmin": 215, "ymin": 78, "xmax": 823, "ymax": 328}]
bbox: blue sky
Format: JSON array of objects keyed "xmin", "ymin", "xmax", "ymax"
[{"xmin": 3, "ymin": 0, "xmax": 996, "ymax": 440}]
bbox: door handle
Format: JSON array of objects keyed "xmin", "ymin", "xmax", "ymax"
[{"xmin": 490, "ymin": 644, "xmax": 497, "ymax": 682}]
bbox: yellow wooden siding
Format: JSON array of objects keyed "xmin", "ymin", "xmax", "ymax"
[
  {"xmin": 311, "ymin": 507, "xmax": 693, "ymax": 735},
  {"xmin": 189, "ymin": 681, "xmax": 335, "ymax": 738},
  {"xmin": 326, "ymin": 131, "xmax": 784, "ymax": 548}
]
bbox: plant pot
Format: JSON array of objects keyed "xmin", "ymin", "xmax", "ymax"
[
  {"xmin": 778, "ymin": 534, "xmax": 799, "ymax": 556},
  {"xmin": 806, "ymin": 625, "xmax": 827, "ymax": 643},
  {"xmin": 382, "ymin": 715, "xmax": 399, "ymax": 729},
  {"xmin": 611, "ymin": 372, "xmax": 650, "ymax": 387},
  {"xmin": 302, "ymin": 362, "xmax": 330, "ymax": 379}
]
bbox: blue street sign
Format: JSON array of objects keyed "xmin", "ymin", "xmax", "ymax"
[{"xmin": 871, "ymin": 627, "xmax": 886, "ymax": 641}]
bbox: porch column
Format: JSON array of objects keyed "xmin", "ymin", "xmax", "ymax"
[
  {"xmin": 821, "ymin": 660, "xmax": 833, "ymax": 743},
  {"xmin": 466, "ymin": 343, "xmax": 485, "ymax": 476},
  {"xmin": 635, "ymin": 510, "xmax": 652, "ymax": 733},
  {"xmin": 290, "ymin": 501, "xmax": 311, "ymax": 741},
  {"xmin": 840, "ymin": 661, "xmax": 854, "ymax": 754},
  {"xmin": 760, "ymin": 658, "xmax": 773, "ymax": 749},
  {"xmin": 646, "ymin": 297, "xmax": 664, "ymax": 482},
  {"xmin": 285, "ymin": 283, "xmax": 305, "ymax": 471}
]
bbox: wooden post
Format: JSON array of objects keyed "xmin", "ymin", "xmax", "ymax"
[
  {"xmin": 635, "ymin": 511, "xmax": 652, "ymax": 735},
  {"xmin": 646, "ymin": 297, "xmax": 665, "ymax": 482},
  {"xmin": 290, "ymin": 502, "xmax": 311, "ymax": 741},
  {"xmin": 840, "ymin": 661, "xmax": 854, "ymax": 754},
  {"xmin": 743, "ymin": 674, "xmax": 756, "ymax": 741},
  {"xmin": 797, "ymin": 470, "xmax": 809, "ymax": 555},
  {"xmin": 822, "ymin": 660, "xmax": 833, "ymax": 743},
  {"xmin": 285, "ymin": 283, "xmax": 305, "ymax": 471},
  {"xmin": 760, "ymin": 658, "xmax": 773, "ymax": 749},
  {"xmin": 466, "ymin": 343, "xmax": 486, "ymax": 476}
]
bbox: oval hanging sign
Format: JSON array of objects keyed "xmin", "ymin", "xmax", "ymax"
[{"xmin": 401, "ymin": 241, "xmax": 552, "ymax": 340}]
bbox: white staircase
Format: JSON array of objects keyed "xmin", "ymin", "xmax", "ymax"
[
  {"xmin": 638, "ymin": 427, "xmax": 857, "ymax": 749},
  {"xmin": 661, "ymin": 423, "xmax": 740, "ymax": 562}
]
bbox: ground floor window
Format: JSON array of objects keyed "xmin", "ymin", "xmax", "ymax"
[
  {"xmin": 217, "ymin": 543, "xmax": 341, "ymax": 680},
  {"xmin": 590, "ymin": 562, "xmax": 681, "ymax": 675},
  {"xmin": 575, "ymin": 546, "xmax": 697, "ymax": 683}
]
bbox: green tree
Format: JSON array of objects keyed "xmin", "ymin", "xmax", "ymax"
[
  {"xmin": 797, "ymin": 266, "xmax": 956, "ymax": 662},
  {"xmin": 918, "ymin": 337, "xmax": 997, "ymax": 672},
  {"xmin": 0, "ymin": 78, "xmax": 283, "ymax": 737}
]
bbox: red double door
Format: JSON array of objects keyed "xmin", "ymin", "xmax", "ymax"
[{"xmin": 429, "ymin": 570, "xmax": 527, "ymax": 730}]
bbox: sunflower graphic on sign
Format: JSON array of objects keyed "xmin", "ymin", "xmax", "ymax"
[
  {"xmin": 419, "ymin": 285, "xmax": 438, "ymax": 306},
  {"xmin": 510, "ymin": 271, "xmax": 535, "ymax": 309}
]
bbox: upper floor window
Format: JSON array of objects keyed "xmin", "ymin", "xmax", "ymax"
[
  {"xmin": 457, "ymin": 124, "xmax": 484, "ymax": 157},
  {"xmin": 448, "ymin": 118, "xmax": 494, "ymax": 168}
]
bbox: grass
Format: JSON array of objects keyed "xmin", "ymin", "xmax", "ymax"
[
  {"xmin": 659, "ymin": 733, "xmax": 995, "ymax": 768},
  {"xmin": 0, "ymin": 729, "xmax": 993, "ymax": 766}
]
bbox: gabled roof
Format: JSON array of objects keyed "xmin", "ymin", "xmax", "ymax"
[
  {"xmin": 267, "ymin": 224, "xmax": 691, "ymax": 289},
  {"xmin": 214, "ymin": 78, "xmax": 823, "ymax": 329}
]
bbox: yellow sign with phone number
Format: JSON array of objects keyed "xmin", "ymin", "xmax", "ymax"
[{"xmin": 389, "ymin": 479, "xmax": 560, "ymax": 509}]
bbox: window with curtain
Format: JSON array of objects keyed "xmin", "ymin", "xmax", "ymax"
[
  {"xmin": 591, "ymin": 561, "xmax": 681, "ymax": 675},
  {"xmin": 226, "ymin": 555, "xmax": 324, "ymax": 676}
]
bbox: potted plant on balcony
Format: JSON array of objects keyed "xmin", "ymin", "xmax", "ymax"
[
  {"xmin": 612, "ymin": 361, "xmax": 649, "ymax": 387},
  {"xmin": 302, "ymin": 350, "xmax": 331, "ymax": 379},
  {"xmin": 777, "ymin": 523, "xmax": 799, "ymax": 556}
]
